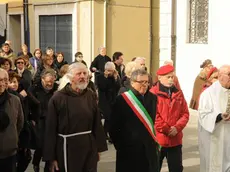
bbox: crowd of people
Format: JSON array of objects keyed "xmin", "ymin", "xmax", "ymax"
[{"xmin": 0, "ymin": 39, "xmax": 229, "ymax": 172}]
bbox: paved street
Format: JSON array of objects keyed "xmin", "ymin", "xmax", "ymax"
[{"xmin": 27, "ymin": 109, "xmax": 200, "ymax": 172}]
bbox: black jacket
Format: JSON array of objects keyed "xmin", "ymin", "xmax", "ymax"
[
  {"xmin": 14, "ymin": 68, "xmax": 32, "ymax": 92},
  {"xmin": 90, "ymin": 54, "xmax": 111, "ymax": 85},
  {"xmin": 33, "ymin": 64, "xmax": 59, "ymax": 84},
  {"xmin": 90, "ymin": 54, "xmax": 111, "ymax": 73},
  {"xmin": 28, "ymin": 81, "xmax": 58, "ymax": 122},
  {"xmin": 109, "ymin": 88, "xmax": 159, "ymax": 172},
  {"xmin": 53, "ymin": 59, "xmax": 68, "ymax": 70},
  {"xmin": 97, "ymin": 74, "xmax": 120, "ymax": 119}
]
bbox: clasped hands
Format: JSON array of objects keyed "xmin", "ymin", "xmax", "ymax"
[{"xmin": 168, "ymin": 126, "xmax": 178, "ymax": 137}]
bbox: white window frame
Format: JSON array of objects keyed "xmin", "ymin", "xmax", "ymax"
[{"xmin": 34, "ymin": 3, "xmax": 77, "ymax": 61}]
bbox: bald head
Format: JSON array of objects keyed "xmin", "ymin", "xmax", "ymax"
[
  {"xmin": 0, "ymin": 68, "xmax": 8, "ymax": 94},
  {"xmin": 219, "ymin": 65, "xmax": 230, "ymax": 74},
  {"xmin": 0, "ymin": 68, "xmax": 8, "ymax": 79},
  {"xmin": 218, "ymin": 65, "xmax": 230, "ymax": 88}
]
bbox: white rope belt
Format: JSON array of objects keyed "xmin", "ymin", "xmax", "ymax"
[{"xmin": 58, "ymin": 130, "xmax": 92, "ymax": 172}]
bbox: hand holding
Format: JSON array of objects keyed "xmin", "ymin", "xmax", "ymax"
[
  {"xmin": 20, "ymin": 90, "xmax": 27, "ymax": 97},
  {"xmin": 104, "ymin": 71, "xmax": 109, "ymax": 78},
  {"xmin": 168, "ymin": 126, "xmax": 178, "ymax": 137},
  {"xmin": 50, "ymin": 160, "xmax": 59, "ymax": 172},
  {"xmin": 114, "ymin": 70, "xmax": 118, "ymax": 80},
  {"xmin": 92, "ymin": 67, "xmax": 97, "ymax": 72},
  {"xmin": 31, "ymin": 120, "xmax": 36, "ymax": 126}
]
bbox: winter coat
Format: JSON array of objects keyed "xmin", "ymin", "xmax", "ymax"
[
  {"xmin": 97, "ymin": 74, "xmax": 120, "ymax": 120},
  {"xmin": 109, "ymin": 88, "xmax": 159, "ymax": 172},
  {"xmin": 150, "ymin": 82, "xmax": 189, "ymax": 147},
  {"xmin": 0, "ymin": 93, "xmax": 24, "ymax": 158}
]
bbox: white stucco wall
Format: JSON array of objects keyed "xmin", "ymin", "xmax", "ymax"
[
  {"xmin": 159, "ymin": 0, "xmax": 172, "ymax": 66},
  {"xmin": 176, "ymin": 0, "xmax": 214, "ymax": 103},
  {"xmin": 208, "ymin": 0, "xmax": 230, "ymax": 66}
]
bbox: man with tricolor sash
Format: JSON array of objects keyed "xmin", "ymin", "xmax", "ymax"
[
  {"xmin": 109, "ymin": 69, "xmax": 159, "ymax": 172},
  {"xmin": 150, "ymin": 65, "xmax": 189, "ymax": 172}
]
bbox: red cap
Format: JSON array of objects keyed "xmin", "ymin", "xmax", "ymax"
[
  {"xmin": 157, "ymin": 65, "xmax": 174, "ymax": 75},
  {"xmin": 207, "ymin": 67, "xmax": 218, "ymax": 79}
]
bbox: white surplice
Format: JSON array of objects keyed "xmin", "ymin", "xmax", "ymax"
[{"xmin": 198, "ymin": 81, "xmax": 230, "ymax": 172}]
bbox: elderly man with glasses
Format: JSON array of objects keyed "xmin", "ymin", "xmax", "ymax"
[{"xmin": 109, "ymin": 69, "xmax": 159, "ymax": 172}]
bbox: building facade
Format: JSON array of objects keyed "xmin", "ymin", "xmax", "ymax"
[
  {"xmin": 2, "ymin": 0, "xmax": 160, "ymax": 71},
  {"xmin": 2, "ymin": 0, "xmax": 228, "ymax": 102}
]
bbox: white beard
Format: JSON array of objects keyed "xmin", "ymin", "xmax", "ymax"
[{"xmin": 76, "ymin": 83, "xmax": 88, "ymax": 90}]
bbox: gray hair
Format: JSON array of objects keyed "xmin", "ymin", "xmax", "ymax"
[
  {"xmin": 104, "ymin": 62, "xmax": 115, "ymax": 70},
  {"xmin": 41, "ymin": 68, "xmax": 57, "ymax": 79},
  {"xmin": 0, "ymin": 68, "xmax": 8, "ymax": 79},
  {"xmin": 134, "ymin": 57, "xmax": 145, "ymax": 62},
  {"xmin": 98, "ymin": 46, "xmax": 105, "ymax": 51},
  {"xmin": 130, "ymin": 69, "xmax": 148, "ymax": 82},
  {"xmin": 125, "ymin": 61, "xmax": 142, "ymax": 78},
  {"xmin": 66, "ymin": 62, "xmax": 88, "ymax": 80},
  {"xmin": 164, "ymin": 59, "xmax": 174, "ymax": 66}
]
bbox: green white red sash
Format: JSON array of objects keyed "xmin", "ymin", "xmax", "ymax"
[{"xmin": 122, "ymin": 90, "xmax": 160, "ymax": 148}]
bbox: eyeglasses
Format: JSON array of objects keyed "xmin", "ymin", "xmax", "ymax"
[
  {"xmin": 17, "ymin": 61, "xmax": 24, "ymax": 64},
  {"xmin": 77, "ymin": 55, "xmax": 83, "ymax": 58},
  {"xmin": 135, "ymin": 80, "xmax": 149, "ymax": 85}
]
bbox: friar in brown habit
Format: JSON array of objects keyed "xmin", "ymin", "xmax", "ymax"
[
  {"xmin": 189, "ymin": 59, "xmax": 213, "ymax": 110},
  {"xmin": 43, "ymin": 62, "xmax": 108, "ymax": 172}
]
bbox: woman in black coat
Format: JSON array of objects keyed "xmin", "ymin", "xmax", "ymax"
[{"xmin": 97, "ymin": 62, "xmax": 120, "ymax": 141}]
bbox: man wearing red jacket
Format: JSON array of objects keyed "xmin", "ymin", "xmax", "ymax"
[{"xmin": 150, "ymin": 65, "xmax": 189, "ymax": 172}]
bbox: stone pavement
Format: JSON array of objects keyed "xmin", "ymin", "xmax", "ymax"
[{"xmin": 26, "ymin": 109, "xmax": 200, "ymax": 172}]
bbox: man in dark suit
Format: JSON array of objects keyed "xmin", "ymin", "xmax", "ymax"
[
  {"xmin": 90, "ymin": 47, "xmax": 111, "ymax": 86},
  {"xmin": 109, "ymin": 69, "xmax": 159, "ymax": 172}
]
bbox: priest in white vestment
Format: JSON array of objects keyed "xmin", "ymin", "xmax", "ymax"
[{"xmin": 198, "ymin": 65, "xmax": 230, "ymax": 172}]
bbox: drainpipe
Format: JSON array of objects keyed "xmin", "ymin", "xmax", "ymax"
[
  {"xmin": 171, "ymin": 0, "xmax": 177, "ymax": 69},
  {"xmin": 90, "ymin": 0, "xmax": 93, "ymax": 61},
  {"xmin": 23, "ymin": 0, "xmax": 30, "ymax": 50},
  {"xmin": 149, "ymin": 0, "xmax": 153, "ymax": 75},
  {"xmin": 104, "ymin": 0, "xmax": 107, "ymax": 47}
]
